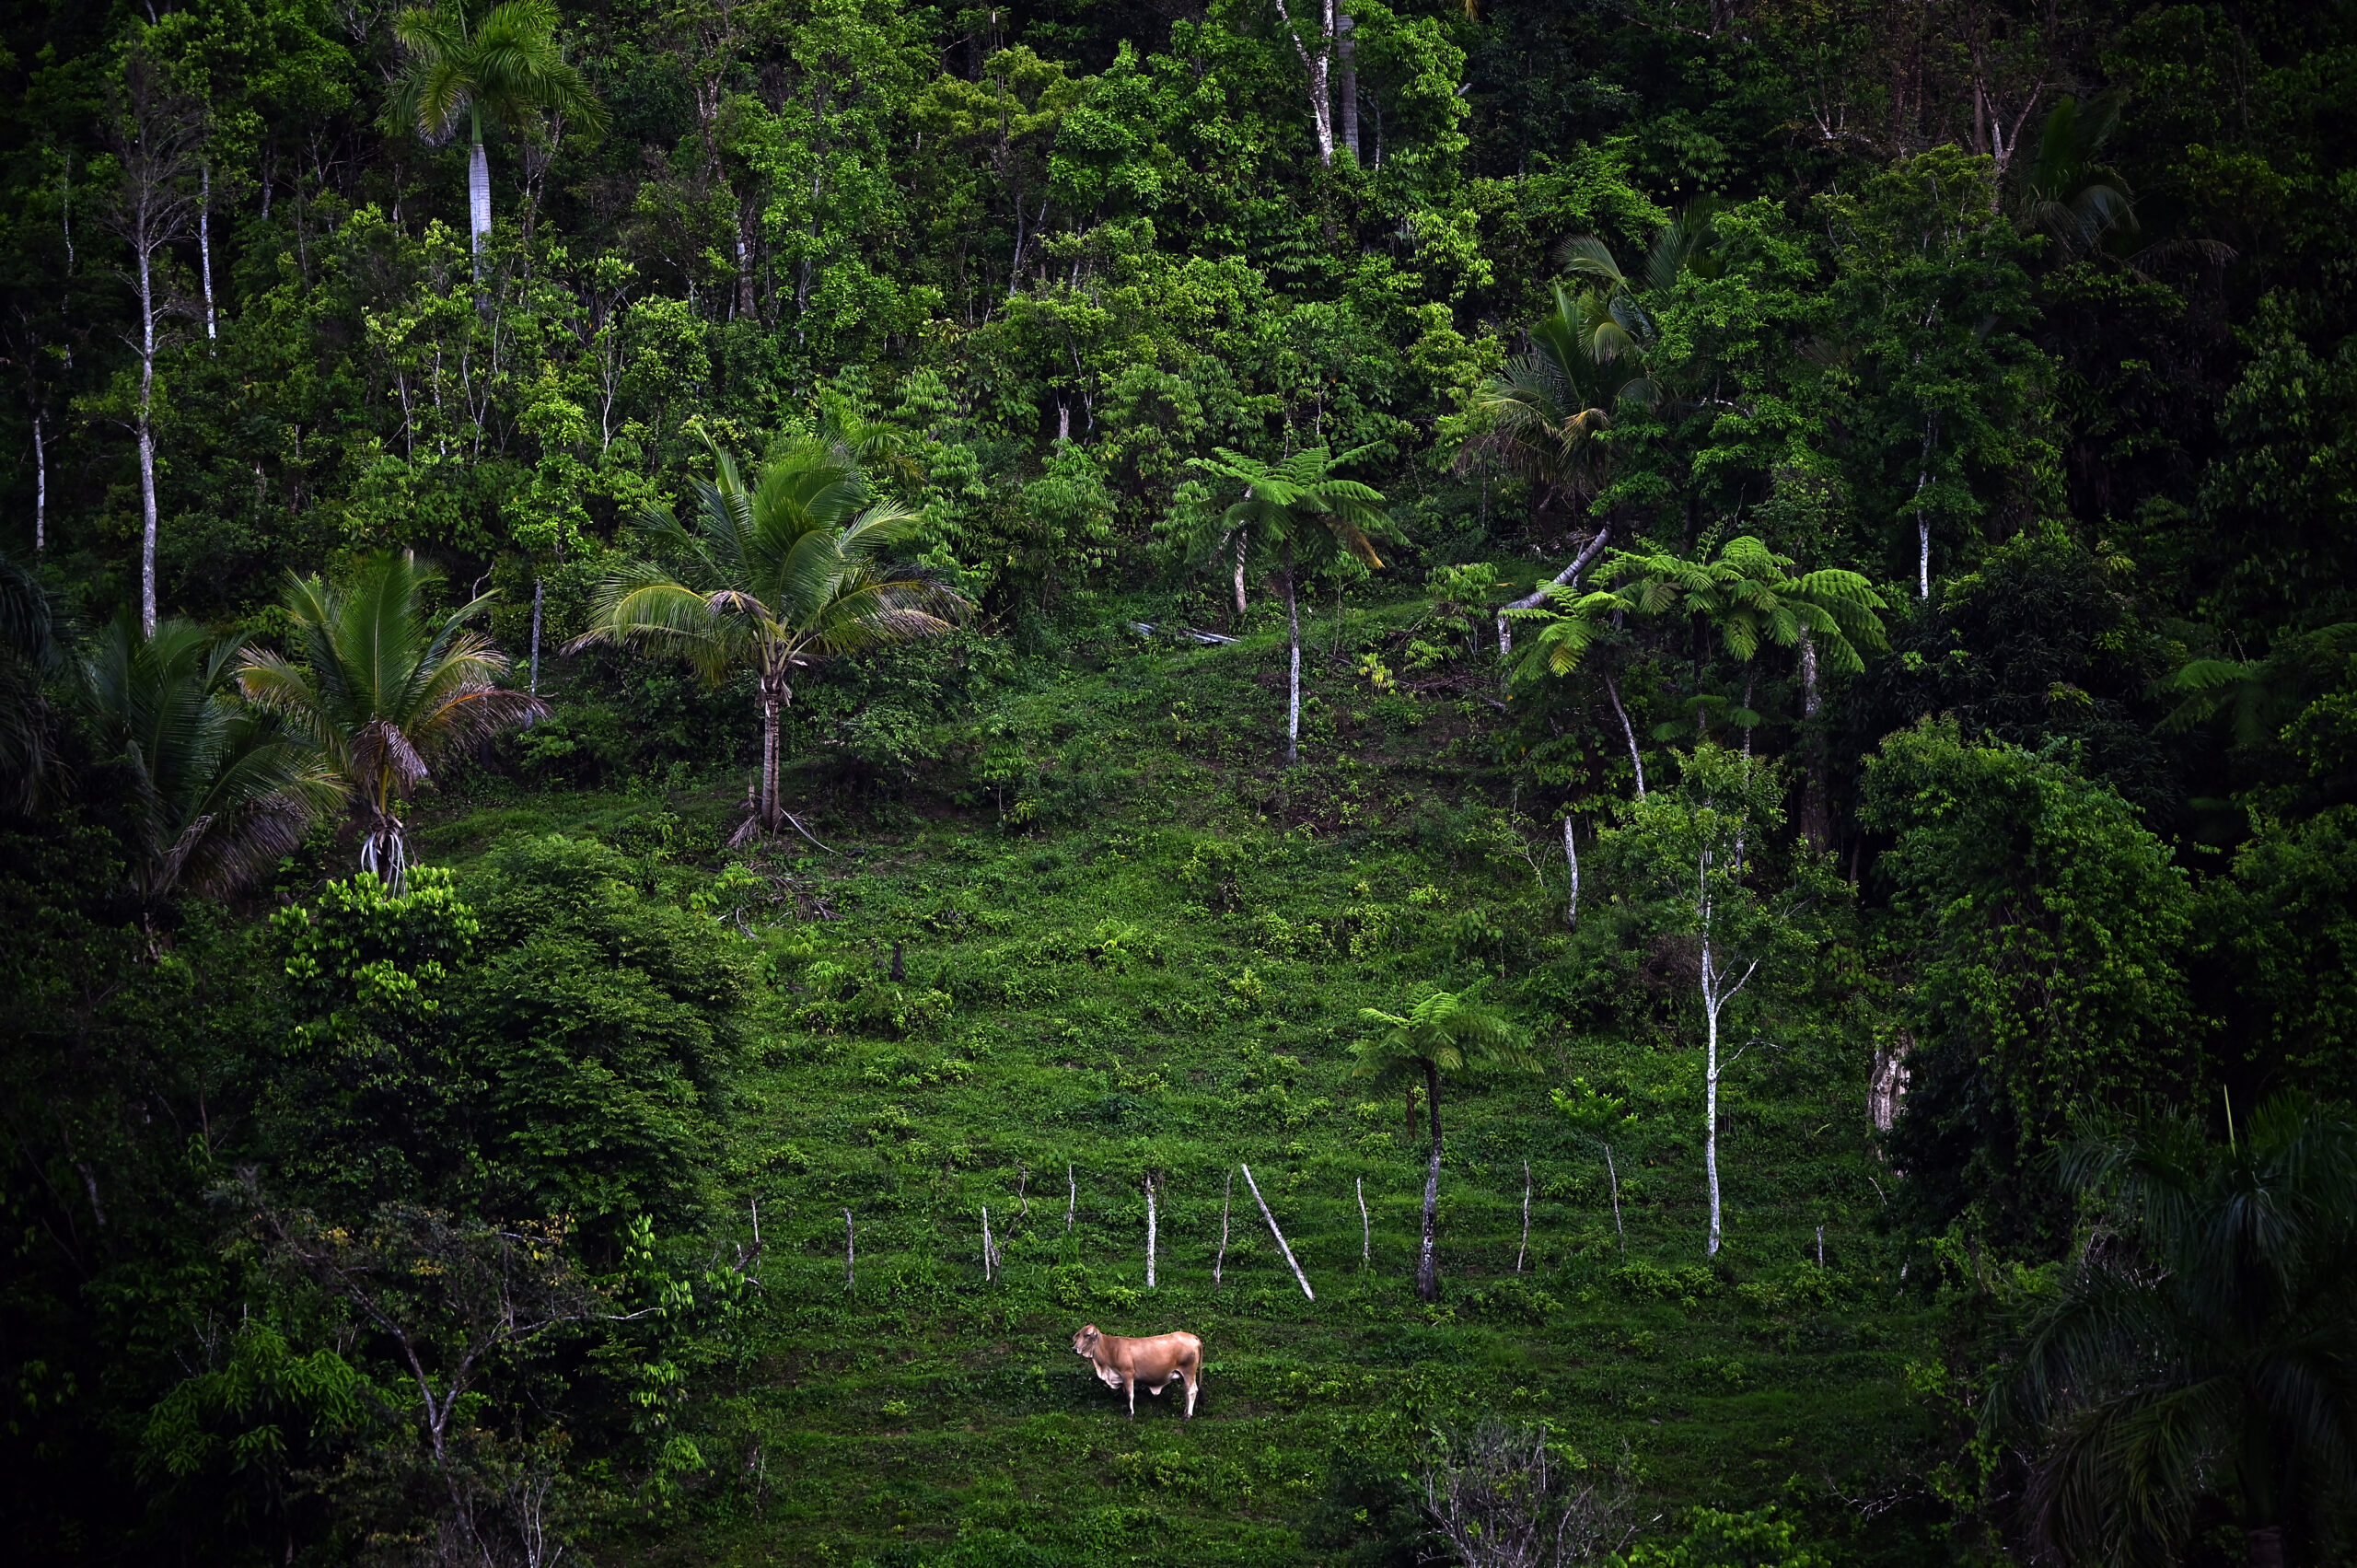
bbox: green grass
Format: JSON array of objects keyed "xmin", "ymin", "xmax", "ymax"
[{"xmin": 430, "ymin": 606, "xmax": 1948, "ymax": 1566}]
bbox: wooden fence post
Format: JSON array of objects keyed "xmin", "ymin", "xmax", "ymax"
[
  {"xmin": 843, "ymin": 1208, "xmax": 855, "ymax": 1291},
  {"xmin": 1215, "ymin": 1170, "xmax": 1231, "ymax": 1286},
  {"xmin": 1517, "ymin": 1160, "xmax": 1532, "ymax": 1273},
  {"xmin": 1239, "ymin": 1163, "xmax": 1314, "ymax": 1301},
  {"xmin": 1357, "ymin": 1178, "xmax": 1369, "ymax": 1269},
  {"xmin": 1145, "ymin": 1175, "xmax": 1157, "ymax": 1289}
]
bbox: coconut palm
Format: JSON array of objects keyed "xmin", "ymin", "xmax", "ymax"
[
  {"xmin": 390, "ymin": 0, "xmax": 606, "ymax": 268},
  {"xmin": 1353, "ymin": 988, "xmax": 1535, "ymax": 1301},
  {"xmin": 1453, "ymin": 281, "xmax": 1659, "ymax": 527},
  {"xmin": 573, "ymin": 434, "xmax": 969, "ymax": 844},
  {"xmin": 1188, "ymin": 445, "xmax": 1393, "ymax": 766},
  {"xmin": 237, "ymin": 552, "xmax": 544, "ymax": 889},
  {"xmin": 1454, "ymin": 208, "xmax": 1714, "ymax": 528},
  {"xmin": 2011, "ymin": 94, "xmax": 2136, "ymax": 257},
  {"xmin": 1999, "ymin": 1094, "xmax": 2357, "ymax": 1568},
  {"xmin": 83, "ymin": 611, "xmax": 343, "ymax": 908}
]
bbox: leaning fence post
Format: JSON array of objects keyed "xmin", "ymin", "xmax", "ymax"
[
  {"xmin": 843, "ymin": 1208, "xmax": 856, "ymax": 1292},
  {"xmin": 1239, "ymin": 1163, "xmax": 1314, "ymax": 1301},
  {"xmin": 1517, "ymin": 1160, "xmax": 1532, "ymax": 1273},
  {"xmin": 1604, "ymin": 1143, "xmax": 1625, "ymax": 1255},
  {"xmin": 1066, "ymin": 1163, "xmax": 1076, "ymax": 1236},
  {"xmin": 1357, "ymin": 1177, "xmax": 1370, "ymax": 1270}
]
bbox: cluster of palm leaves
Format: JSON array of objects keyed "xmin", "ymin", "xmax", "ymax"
[
  {"xmin": 1453, "ymin": 206, "xmax": 1717, "ymax": 525},
  {"xmin": 0, "ymin": 548, "xmax": 544, "ymax": 912},
  {"xmin": 1998, "ymin": 1094, "xmax": 2357, "ymax": 1568}
]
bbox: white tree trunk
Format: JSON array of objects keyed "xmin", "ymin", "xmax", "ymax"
[
  {"xmin": 843, "ymin": 1209, "xmax": 855, "ymax": 1290},
  {"xmin": 468, "ymin": 136, "xmax": 493, "ymax": 268},
  {"xmin": 1704, "ymin": 934, "xmax": 1723, "ymax": 1257},
  {"xmin": 1356, "ymin": 1176, "xmax": 1369, "ymax": 1267},
  {"xmin": 135, "ymin": 243, "xmax": 159, "ymax": 636},
  {"xmin": 1144, "ymin": 1176, "xmax": 1156, "ymax": 1289},
  {"xmin": 1605, "ymin": 671, "xmax": 1644, "ymax": 797},
  {"xmin": 1284, "ymin": 553, "xmax": 1302, "ymax": 765},
  {"xmin": 31, "ymin": 410, "xmax": 45, "ymax": 552},
  {"xmin": 1232, "ymin": 530, "xmax": 1248, "ymax": 615},
  {"xmin": 1562, "ymin": 813, "xmax": 1580, "ymax": 928},
  {"xmin": 1067, "ymin": 1163, "xmax": 1076, "ymax": 1234},
  {"xmin": 1271, "ymin": 0, "xmax": 1337, "ymax": 164},
  {"xmin": 199, "ymin": 164, "xmax": 216, "ymax": 343},
  {"xmin": 528, "ymin": 575, "xmax": 544, "ymax": 696}
]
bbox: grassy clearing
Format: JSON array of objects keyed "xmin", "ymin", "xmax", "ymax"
[{"xmin": 429, "ymin": 605, "xmax": 1948, "ymax": 1566}]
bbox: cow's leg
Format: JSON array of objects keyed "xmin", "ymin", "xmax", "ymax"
[
  {"xmin": 1185, "ymin": 1369, "xmax": 1198, "ymax": 1419},
  {"xmin": 1126, "ymin": 1376, "xmax": 1135, "ymax": 1419}
]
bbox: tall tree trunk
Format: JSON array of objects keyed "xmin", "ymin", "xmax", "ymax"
[
  {"xmin": 199, "ymin": 164, "xmax": 216, "ymax": 343},
  {"xmin": 1337, "ymin": 14, "xmax": 1359, "ymax": 161},
  {"xmin": 135, "ymin": 244, "xmax": 159, "ymax": 636},
  {"xmin": 1702, "ymin": 933, "xmax": 1723, "ymax": 1257},
  {"xmin": 1417, "ymin": 1058, "xmax": 1442, "ymax": 1301},
  {"xmin": 31, "ymin": 409, "xmax": 45, "ymax": 552},
  {"xmin": 1562, "ymin": 813, "xmax": 1580, "ymax": 928},
  {"xmin": 760, "ymin": 677, "xmax": 784, "ymax": 831},
  {"xmin": 1271, "ymin": 0, "xmax": 1336, "ymax": 163},
  {"xmin": 1232, "ymin": 530, "xmax": 1248, "ymax": 617},
  {"xmin": 1283, "ymin": 543, "xmax": 1302, "ymax": 765},
  {"xmin": 467, "ymin": 133, "xmax": 492, "ymax": 273},
  {"xmin": 1912, "ymin": 417, "xmax": 1936, "ymax": 600}
]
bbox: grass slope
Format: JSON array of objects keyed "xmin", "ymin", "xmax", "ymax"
[{"xmin": 428, "ymin": 601, "xmax": 1947, "ymax": 1567}]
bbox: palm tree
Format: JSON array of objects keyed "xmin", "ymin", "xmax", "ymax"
[
  {"xmin": 1188, "ymin": 445, "xmax": 1392, "ymax": 766},
  {"xmin": 1999, "ymin": 1094, "xmax": 2357, "ymax": 1568},
  {"xmin": 573, "ymin": 434, "xmax": 969, "ymax": 844},
  {"xmin": 2010, "ymin": 94, "xmax": 2136, "ymax": 257},
  {"xmin": 1353, "ymin": 987, "xmax": 1535, "ymax": 1301},
  {"xmin": 237, "ymin": 552, "xmax": 545, "ymax": 889},
  {"xmin": 83, "ymin": 611, "xmax": 343, "ymax": 908},
  {"xmin": 1454, "ymin": 208, "xmax": 1713, "ymax": 532},
  {"xmin": 390, "ymin": 0, "xmax": 606, "ymax": 270},
  {"xmin": 1453, "ymin": 280, "xmax": 1659, "ymax": 528}
]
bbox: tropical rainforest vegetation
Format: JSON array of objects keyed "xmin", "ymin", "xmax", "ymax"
[{"xmin": 3, "ymin": 0, "xmax": 2355, "ymax": 1563}]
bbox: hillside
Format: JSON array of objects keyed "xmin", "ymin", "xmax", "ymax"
[{"xmin": 402, "ymin": 600, "xmax": 1944, "ymax": 1567}]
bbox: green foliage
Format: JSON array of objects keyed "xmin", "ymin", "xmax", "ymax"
[
  {"xmin": 1996, "ymin": 1095, "xmax": 2357, "ymax": 1566},
  {"xmin": 1622, "ymin": 1505, "xmax": 1829, "ymax": 1568},
  {"xmin": 1861, "ymin": 721, "xmax": 2196, "ymax": 1249}
]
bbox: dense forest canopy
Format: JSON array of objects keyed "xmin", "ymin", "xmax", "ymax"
[{"xmin": 4, "ymin": 0, "xmax": 2356, "ymax": 1564}]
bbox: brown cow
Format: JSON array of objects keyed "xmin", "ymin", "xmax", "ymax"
[{"xmin": 1071, "ymin": 1324, "xmax": 1202, "ymax": 1419}]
